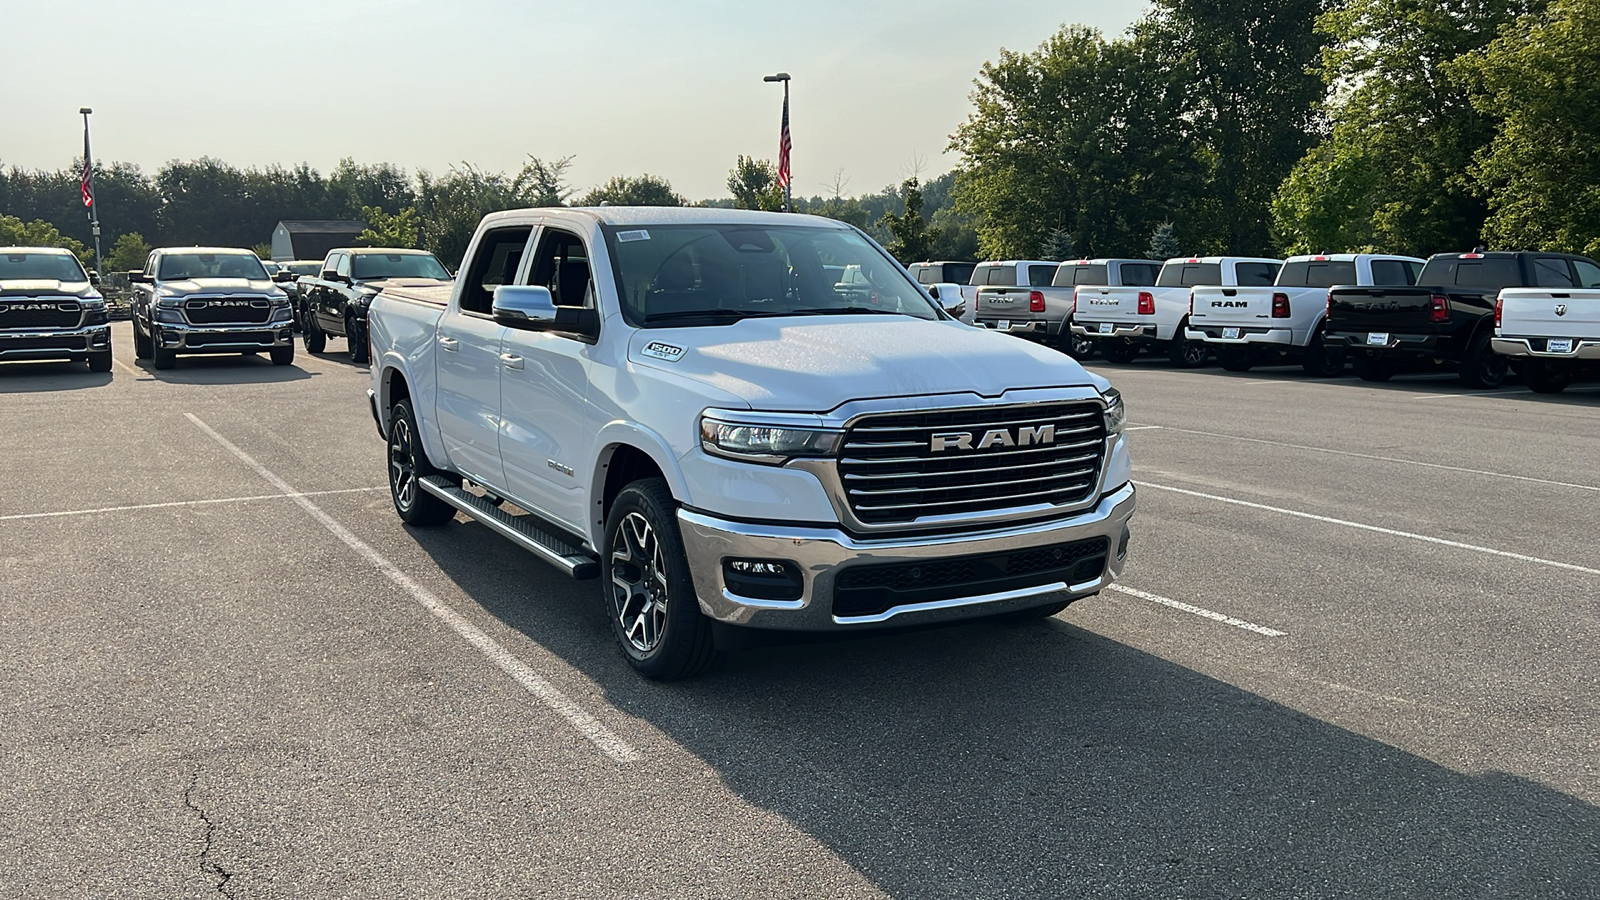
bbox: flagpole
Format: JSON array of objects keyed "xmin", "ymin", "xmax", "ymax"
[
  {"xmin": 782, "ymin": 79, "xmax": 792, "ymax": 214},
  {"xmin": 79, "ymin": 107, "xmax": 103, "ymax": 277},
  {"xmin": 763, "ymin": 72, "xmax": 792, "ymax": 213}
]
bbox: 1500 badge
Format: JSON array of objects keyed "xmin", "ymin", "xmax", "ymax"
[{"xmin": 641, "ymin": 341, "xmax": 685, "ymax": 362}]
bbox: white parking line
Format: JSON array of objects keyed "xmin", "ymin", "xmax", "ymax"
[
  {"xmin": 1134, "ymin": 425, "xmax": 1600, "ymax": 494},
  {"xmin": 1108, "ymin": 584, "xmax": 1287, "ymax": 637},
  {"xmin": 1141, "ymin": 481, "xmax": 1600, "ymax": 577},
  {"xmin": 0, "ymin": 488, "xmax": 384, "ymax": 522},
  {"xmin": 1413, "ymin": 389, "xmax": 1531, "ymax": 401},
  {"xmin": 1124, "ymin": 425, "xmax": 1164, "ymax": 431},
  {"xmin": 185, "ymin": 413, "xmax": 639, "ymax": 764},
  {"xmin": 112, "ymin": 359, "xmax": 142, "ymax": 377}
]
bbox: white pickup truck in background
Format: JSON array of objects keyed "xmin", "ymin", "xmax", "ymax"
[
  {"xmin": 1493, "ymin": 278, "xmax": 1600, "ymax": 393},
  {"xmin": 1073, "ymin": 256, "xmax": 1282, "ymax": 367},
  {"xmin": 974, "ymin": 259, "xmax": 1161, "ymax": 360},
  {"xmin": 367, "ymin": 208, "xmax": 1136, "ymax": 680},
  {"xmin": 1187, "ymin": 253, "xmax": 1424, "ymax": 376}
]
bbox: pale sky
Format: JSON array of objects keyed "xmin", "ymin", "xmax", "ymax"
[{"xmin": 5, "ymin": 1, "xmax": 1150, "ymax": 201}]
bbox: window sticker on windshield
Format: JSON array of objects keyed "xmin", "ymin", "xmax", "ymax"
[
  {"xmin": 641, "ymin": 341, "xmax": 684, "ymax": 362},
  {"xmin": 616, "ymin": 230, "xmax": 651, "ymax": 243}
]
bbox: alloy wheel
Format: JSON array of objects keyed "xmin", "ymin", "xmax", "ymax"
[
  {"xmin": 389, "ymin": 416, "xmax": 418, "ymax": 512},
  {"xmin": 610, "ymin": 512, "xmax": 670, "ymax": 653}
]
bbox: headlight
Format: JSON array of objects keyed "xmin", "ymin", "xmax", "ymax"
[
  {"xmin": 1102, "ymin": 387, "xmax": 1126, "ymax": 434},
  {"xmin": 700, "ymin": 414, "xmax": 842, "ymax": 465},
  {"xmin": 156, "ymin": 307, "xmax": 185, "ymax": 324}
]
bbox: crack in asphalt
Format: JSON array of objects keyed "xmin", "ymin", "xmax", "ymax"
[{"xmin": 183, "ymin": 769, "xmax": 237, "ymax": 898}]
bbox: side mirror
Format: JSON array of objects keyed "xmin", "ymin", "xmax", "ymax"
[
  {"xmin": 89, "ymin": 271, "xmax": 101, "ymax": 286},
  {"xmin": 931, "ymin": 282, "xmax": 966, "ymax": 317},
  {"xmin": 128, "ymin": 271, "xmax": 148, "ymax": 283},
  {"xmin": 492, "ymin": 284, "xmax": 559, "ymax": 329},
  {"xmin": 273, "ymin": 270, "xmax": 295, "ymax": 283}
]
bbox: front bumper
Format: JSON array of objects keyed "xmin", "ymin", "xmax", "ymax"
[
  {"xmin": 677, "ymin": 481, "xmax": 1136, "ymax": 631},
  {"xmin": 1492, "ymin": 337, "xmax": 1600, "ymax": 360},
  {"xmin": 0, "ymin": 324, "xmax": 111, "ymax": 362},
  {"xmin": 155, "ymin": 319, "xmax": 293, "ymax": 354}
]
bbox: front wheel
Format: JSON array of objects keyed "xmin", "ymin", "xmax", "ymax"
[
  {"xmin": 132, "ymin": 321, "xmax": 152, "ymax": 360},
  {"xmin": 88, "ymin": 349, "xmax": 112, "ymax": 373},
  {"xmin": 270, "ymin": 345, "xmax": 295, "ymax": 366},
  {"xmin": 304, "ymin": 317, "xmax": 327, "ymax": 353},
  {"xmin": 153, "ymin": 344, "xmax": 177, "ymax": 370},
  {"xmin": 603, "ymin": 478, "xmax": 717, "ymax": 680},
  {"xmin": 388, "ymin": 399, "xmax": 457, "ymax": 526},
  {"xmin": 347, "ymin": 315, "xmax": 370, "ymax": 364}
]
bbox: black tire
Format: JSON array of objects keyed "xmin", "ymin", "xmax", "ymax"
[
  {"xmin": 1301, "ymin": 330, "xmax": 1345, "ymax": 377},
  {"xmin": 133, "ymin": 321, "xmax": 152, "ymax": 360},
  {"xmin": 1521, "ymin": 361, "xmax": 1571, "ymax": 394},
  {"xmin": 347, "ymin": 315, "xmax": 370, "ymax": 364},
  {"xmin": 88, "ymin": 349, "xmax": 112, "ymax": 373},
  {"xmin": 153, "ymin": 344, "xmax": 177, "ymax": 370},
  {"xmin": 1216, "ymin": 347, "xmax": 1254, "ymax": 372},
  {"xmin": 387, "ymin": 399, "xmax": 457, "ymax": 527},
  {"xmin": 1060, "ymin": 323, "xmax": 1096, "ymax": 360},
  {"xmin": 1458, "ymin": 335, "xmax": 1509, "ymax": 389},
  {"xmin": 997, "ymin": 597, "xmax": 1075, "ymax": 621},
  {"xmin": 603, "ymin": 478, "xmax": 717, "ymax": 680},
  {"xmin": 1100, "ymin": 339, "xmax": 1140, "ymax": 364},
  {"xmin": 1352, "ymin": 355, "xmax": 1394, "ymax": 382},
  {"xmin": 304, "ymin": 317, "xmax": 326, "ymax": 353},
  {"xmin": 1167, "ymin": 327, "xmax": 1208, "ymax": 368},
  {"xmin": 270, "ymin": 345, "xmax": 295, "ymax": 366}
]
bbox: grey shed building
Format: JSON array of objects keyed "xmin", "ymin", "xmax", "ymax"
[{"xmin": 270, "ymin": 220, "xmax": 366, "ymax": 262}]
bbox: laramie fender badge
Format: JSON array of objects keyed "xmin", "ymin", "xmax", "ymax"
[{"xmin": 641, "ymin": 341, "xmax": 685, "ymax": 362}]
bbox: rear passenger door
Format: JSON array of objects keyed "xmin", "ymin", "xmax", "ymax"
[{"xmin": 497, "ymin": 225, "xmax": 597, "ymax": 532}]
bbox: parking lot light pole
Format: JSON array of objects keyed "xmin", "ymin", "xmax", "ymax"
[{"xmin": 763, "ymin": 73, "xmax": 791, "ymax": 213}]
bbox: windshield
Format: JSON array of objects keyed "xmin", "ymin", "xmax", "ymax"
[
  {"xmin": 603, "ymin": 223, "xmax": 939, "ymax": 327},
  {"xmin": 0, "ymin": 252, "xmax": 89, "ymax": 282},
  {"xmin": 157, "ymin": 252, "xmax": 266, "ymax": 280},
  {"xmin": 351, "ymin": 253, "xmax": 450, "ymax": 280}
]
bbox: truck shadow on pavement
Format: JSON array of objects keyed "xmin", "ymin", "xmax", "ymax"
[
  {"xmin": 0, "ymin": 362, "xmax": 113, "ymax": 391},
  {"xmin": 410, "ymin": 519, "xmax": 1600, "ymax": 899},
  {"xmin": 133, "ymin": 357, "xmax": 314, "ymax": 384}
]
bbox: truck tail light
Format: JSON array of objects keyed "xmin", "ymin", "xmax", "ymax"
[
  {"xmin": 1029, "ymin": 290, "xmax": 1045, "ymax": 313},
  {"xmin": 1188, "ymin": 292, "xmax": 1195, "ymax": 316},
  {"xmin": 1072, "ymin": 288, "xmax": 1080, "ymax": 313},
  {"xmin": 1494, "ymin": 296, "xmax": 1503, "ymax": 328},
  {"xmin": 1428, "ymin": 294, "xmax": 1451, "ymax": 324},
  {"xmin": 1138, "ymin": 292, "xmax": 1155, "ymax": 316},
  {"xmin": 1271, "ymin": 292, "xmax": 1290, "ymax": 318}
]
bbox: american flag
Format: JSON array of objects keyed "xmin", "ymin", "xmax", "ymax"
[
  {"xmin": 777, "ymin": 91, "xmax": 792, "ymax": 190},
  {"xmin": 79, "ymin": 127, "xmax": 95, "ymax": 209}
]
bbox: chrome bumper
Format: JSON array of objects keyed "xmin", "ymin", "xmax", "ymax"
[
  {"xmin": 156, "ymin": 318, "xmax": 293, "ymax": 352},
  {"xmin": 677, "ymin": 482, "xmax": 1136, "ymax": 631},
  {"xmin": 1072, "ymin": 322, "xmax": 1146, "ymax": 340},
  {"xmin": 1492, "ymin": 337, "xmax": 1600, "ymax": 360},
  {"xmin": 0, "ymin": 324, "xmax": 111, "ymax": 359},
  {"xmin": 975, "ymin": 318, "xmax": 1049, "ymax": 335},
  {"xmin": 1188, "ymin": 327, "xmax": 1294, "ymax": 346}
]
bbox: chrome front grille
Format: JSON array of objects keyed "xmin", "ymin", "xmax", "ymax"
[
  {"xmin": 184, "ymin": 298, "xmax": 272, "ymax": 325},
  {"xmin": 0, "ymin": 301, "xmax": 82, "ymax": 329},
  {"xmin": 837, "ymin": 402, "xmax": 1107, "ymax": 525}
]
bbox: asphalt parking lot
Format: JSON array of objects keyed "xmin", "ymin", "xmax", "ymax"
[{"xmin": 3, "ymin": 322, "xmax": 1598, "ymax": 898}]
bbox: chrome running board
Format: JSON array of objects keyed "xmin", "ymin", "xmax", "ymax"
[{"xmin": 419, "ymin": 475, "xmax": 599, "ymax": 580}]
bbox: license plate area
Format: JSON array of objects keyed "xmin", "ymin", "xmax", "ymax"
[
  {"xmin": 1367, "ymin": 332, "xmax": 1389, "ymax": 346},
  {"xmin": 997, "ymin": 320, "xmax": 1011, "ymax": 330},
  {"xmin": 1222, "ymin": 327, "xmax": 1241, "ymax": 340},
  {"xmin": 1547, "ymin": 338, "xmax": 1574, "ymax": 353},
  {"xmin": 1098, "ymin": 322, "xmax": 1114, "ymax": 335}
]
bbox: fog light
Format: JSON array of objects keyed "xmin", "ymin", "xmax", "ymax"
[{"xmin": 723, "ymin": 559, "xmax": 803, "ymax": 601}]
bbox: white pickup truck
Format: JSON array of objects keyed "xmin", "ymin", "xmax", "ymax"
[
  {"xmin": 1493, "ymin": 278, "xmax": 1600, "ymax": 393},
  {"xmin": 367, "ymin": 208, "xmax": 1136, "ymax": 679},
  {"xmin": 974, "ymin": 259, "xmax": 1161, "ymax": 359},
  {"xmin": 1186, "ymin": 254, "xmax": 1424, "ymax": 375},
  {"xmin": 1072, "ymin": 256, "xmax": 1282, "ymax": 366}
]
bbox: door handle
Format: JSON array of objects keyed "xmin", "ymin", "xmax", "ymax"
[
  {"xmin": 438, "ymin": 335, "xmax": 459, "ymax": 351},
  {"xmin": 500, "ymin": 352, "xmax": 524, "ymax": 370}
]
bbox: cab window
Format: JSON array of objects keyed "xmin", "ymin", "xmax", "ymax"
[
  {"xmin": 527, "ymin": 228, "xmax": 594, "ymax": 308},
  {"xmin": 459, "ymin": 226, "xmax": 533, "ymax": 314},
  {"xmin": 1574, "ymin": 259, "xmax": 1600, "ymax": 288}
]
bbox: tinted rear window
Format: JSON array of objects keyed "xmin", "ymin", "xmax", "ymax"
[
  {"xmin": 1120, "ymin": 263, "xmax": 1159, "ymax": 286},
  {"xmin": 914, "ymin": 267, "xmax": 938, "ymax": 284},
  {"xmin": 1533, "ymin": 257, "xmax": 1574, "ymax": 287},
  {"xmin": 1418, "ymin": 256, "xmax": 1523, "ymax": 289},
  {"xmin": 1055, "ymin": 264, "xmax": 1108, "ymax": 287},
  {"xmin": 1369, "ymin": 259, "xmax": 1418, "ymax": 285},
  {"xmin": 1157, "ymin": 263, "xmax": 1222, "ymax": 287},
  {"xmin": 983, "ymin": 266, "xmax": 1016, "ymax": 286},
  {"xmin": 1279, "ymin": 260, "xmax": 1357, "ymax": 287},
  {"xmin": 1235, "ymin": 262, "xmax": 1280, "ymax": 286},
  {"xmin": 943, "ymin": 263, "xmax": 974, "ymax": 285},
  {"xmin": 1027, "ymin": 266, "xmax": 1055, "ymax": 287}
]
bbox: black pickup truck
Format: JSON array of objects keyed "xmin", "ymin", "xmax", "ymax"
[
  {"xmin": 1325, "ymin": 251, "xmax": 1600, "ymax": 387},
  {"xmin": 298, "ymin": 248, "xmax": 451, "ymax": 363}
]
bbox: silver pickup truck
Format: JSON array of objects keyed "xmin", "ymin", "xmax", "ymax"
[
  {"xmin": 976, "ymin": 259, "xmax": 1162, "ymax": 358},
  {"xmin": 129, "ymin": 247, "xmax": 295, "ymax": 369},
  {"xmin": 0, "ymin": 247, "xmax": 113, "ymax": 372}
]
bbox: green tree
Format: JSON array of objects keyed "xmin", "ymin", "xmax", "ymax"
[
  {"xmin": 355, "ymin": 205, "xmax": 420, "ymax": 248},
  {"xmin": 1148, "ymin": 222, "xmax": 1181, "ymax": 260},
  {"xmin": 1273, "ymin": 0, "xmax": 1547, "ymax": 256},
  {"xmin": 1041, "ymin": 228, "xmax": 1076, "ymax": 261},
  {"xmin": 1137, "ymin": 0, "xmax": 1330, "ymax": 257},
  {"xmin": 727, "ymin": 156, "xmax": 785, "ymax": 211},
  {"xmin": 103, "ymin": 231, "xmax": 152, "ymax": 272},
  {"xmin": 1456, "ymin": 0, "xmax": 1600, "ymax": 256},
  {"xmin": 879, "ymin": 178, "xmax": 931, "ymax": 264},
  {"xmin": 578, "ymin": 174, "xmax": 685, "ymax": 207},
  {"xmin": 0, "ymin": 214, "xmax": 89, "ymax": 262},
  {"xmin": 950, "ymin": 26, "xmax": 1205, "ymax": 260},
  {"xmin": 415, "ymin": 156, "xmax": 573, "ymax": 268}
]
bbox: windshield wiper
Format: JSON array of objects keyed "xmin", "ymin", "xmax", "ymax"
[
  {"xmin": 788, "ymin": 306, "xmax": 898, "ymax": 316},
  {"xmin": 643, "ymin": 308, "xmax": 786, "ymax": 323}
]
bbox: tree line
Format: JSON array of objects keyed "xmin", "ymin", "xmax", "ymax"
[{"xmin": 951, "ymin": 0, "xmax": 1600, "ymax": 262}]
